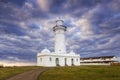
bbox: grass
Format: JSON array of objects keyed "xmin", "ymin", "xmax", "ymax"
[
  {"xmin": 0, "ymin": 66, "xmax": 41, "ymax": 80},
  {"xmin": 39, "ymin": 66, "xmax": 120, "ymax": 80}
]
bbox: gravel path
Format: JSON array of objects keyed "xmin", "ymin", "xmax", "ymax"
[{"xmin": 7, "ymin": 67, "xmax": 50, "ymax": 80}]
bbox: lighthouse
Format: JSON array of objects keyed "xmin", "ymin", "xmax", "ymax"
[
  {"xmin": 37, "ymin": 19, "xmax": 80, "ymax": 67},
  {"xmin": 53, "ymin": 20, "xmax": 67, "ymax": 54}
]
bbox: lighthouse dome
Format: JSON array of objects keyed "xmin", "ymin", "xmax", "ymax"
[
  {"xmin": 70, "ymin": 50, "xmax": 75, "ymax": 55},
  {"xmin": 41, "ymin": 48, "xmax": 51, "ymax": 53}
]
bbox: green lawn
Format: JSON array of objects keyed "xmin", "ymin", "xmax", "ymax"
[
  {"xmin": 0, "ymin": 66, "xmax": 41, "ymax": 80},
  {"xmin": 39, "ymin": 66, "xmax": 120, "ymax": 80}
]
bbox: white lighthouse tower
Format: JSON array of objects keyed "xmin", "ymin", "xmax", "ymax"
[
  {"xmin": 37, "ymin": 19, "xmax": 80, "ymax": 67},
  {"xmin": 53, "ymin": 20, "xmax": 67, "ymax": 54}
]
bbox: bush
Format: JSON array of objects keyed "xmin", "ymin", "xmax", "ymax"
[
  {"xmin": 0, "ymin": 65, "xmax": 3, "ymax": 68},
  {"xmin": 110, "ymin": 62, "xmax": 120, "ymax": 66}
]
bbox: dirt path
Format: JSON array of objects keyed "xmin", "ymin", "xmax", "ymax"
[{"xmin": 7, "ymin": 67, "xmax": 51, "ymax": 80}]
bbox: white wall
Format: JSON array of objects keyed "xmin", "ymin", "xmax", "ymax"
[{"xmin": 37, "ymin": 55, "xmax": 80, "ymax": 67}]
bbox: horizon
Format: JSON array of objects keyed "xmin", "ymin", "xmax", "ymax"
[{"xmin": 0, "ymin": 0, "xmax": 120, "ymax": 66}]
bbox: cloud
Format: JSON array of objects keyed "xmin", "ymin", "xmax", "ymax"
[
  {"xmin": 107, "ymin": 0, "xmax": 120, "ymax": 12},
  {"xmin": 0, "ymin": 0, "xmax": 26, "ymax": 6},
  {"xmin": 0, "ymin": 0, "xmax": 120, "ymax": 65},
  {"xmin": 37, "ymin": 0, "xmax": 51, "ymax": 12},
  {"xmin": 97, "ymin": 34, "xmax": 120, "ymax": 49}
]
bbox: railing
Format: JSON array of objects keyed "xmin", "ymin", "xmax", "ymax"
[{"xmin": 80, "ymin": 58, "xmax": 117, "ymax": 62}]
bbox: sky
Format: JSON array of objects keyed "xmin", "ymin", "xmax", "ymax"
[{"xmin": 0, "ymin": 0, "xmax": 120, "ymax": 66}]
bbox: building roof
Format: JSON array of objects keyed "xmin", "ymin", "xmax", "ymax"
[
  {"xmin": 81, "ymin": 55, "xmax": 115, "ymax": 59},
  {"xmin": 69, "ymin": 50, "xmax": 75, "ymax": 55},
  {"xmin": 41, "ymin": 48, "xmax": 51, "ymax": 53}
]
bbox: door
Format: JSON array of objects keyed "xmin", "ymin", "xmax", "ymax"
[
  {"xmin": 56, "ymin": 58, "xmax": 59, "ymax": 66},
  {"xmin": 71, "ymin": 58, "xmax": 74, "ymax": 66},
  {"xmin": 65, "ymin": 58, "xmax": 67, "ymax": 66}
]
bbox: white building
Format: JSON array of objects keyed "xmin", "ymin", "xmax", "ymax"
[
  {"xmin": 80, "ymin": 56, "xmax": 119, "ymax": 65},
  {"xmin": 37, "ymin": 20, "xmax": 80, "ymax": 67}
]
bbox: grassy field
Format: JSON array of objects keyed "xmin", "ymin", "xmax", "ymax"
[
  {"xmin": 39, "ymin": 66, "xmax": 120, "ymax": 80},
  {"xmin": 0, "ymin": 66, "xmax": 41, "ymax": 80}
]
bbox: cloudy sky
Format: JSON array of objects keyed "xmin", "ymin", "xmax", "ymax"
[{"xmin": 0, "ymin": 0, "xmax": 120, "ymax": 66}]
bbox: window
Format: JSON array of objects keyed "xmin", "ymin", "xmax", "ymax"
[
  {"xmin": 76, "ymin": 58, "xmax": 78, "ymax": 62},
  {"xmin": 40, "ymin": 58, "xmax": 42, "ymax": 62},
  {"xmin": 49, "ymin": 57, "xmax": 52, "ymax": 61}
]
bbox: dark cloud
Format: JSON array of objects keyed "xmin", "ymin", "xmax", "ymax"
[
  {"xmin": 0, "ymin": 24, "xmax": 26, "ymax": 36},
  {"xmin": 0, "ymin": 0, "xmax": 26, "ymax": 6}
]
